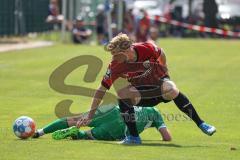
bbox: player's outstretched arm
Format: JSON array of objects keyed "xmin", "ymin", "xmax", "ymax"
[
  {"xmin": 88, "ymin": 84, "xmax": 107, "ymax": 118},
  {"xmin": 76, "ymin": 84, "xmax": 107, "ymax": 127},
  {"xmin": 151, "ymin": 108, "xmax": 171, "ymax": 141}
]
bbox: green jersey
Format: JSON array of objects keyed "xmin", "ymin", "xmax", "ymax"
[{"xmin": 89, "ymin": 105, "xmax": 165, "ymax": 140}]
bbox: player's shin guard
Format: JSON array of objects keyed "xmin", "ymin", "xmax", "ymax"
[
  {"xmin": 118, "ymin": 99, "xmax": 139, "ymax": 137},
  {"xmin": 173, "ymin": 92, "xmax": 203, "ymax": 126}
]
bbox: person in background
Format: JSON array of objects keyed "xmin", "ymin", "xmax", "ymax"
[
  {"xmin": 203, "ymin": 0, "xmax": 218, "ymax": 37},
  {"xmin": 96, "ymin": 4, "xmax": 106, "ymax": 45},
  {"xmin": 136, "ymin": 9, "xmax": 151, "ymax": 42},
  {"xmin": 203, "ymin": 0, "xmax": 218, "ymax": 28},
  {"xmin": 233, "ymin": 24, "xmax": 240, "ymax": 33},
  {"xmin": 46, "ymin": 0, "xmax": 64, "ymax": 24},
  {"xmin": 123, "ymin": 8, "xmax": 135, "ymax": 41},
  {"xmin": 149, "ymin": 15, "xmax": 161, "ymax": 41},
  {"xmin": 171, "ymin": 6, "xmax": 184, "ymax": 37},
  {"xmin": 149, "ymin": 27, "xmax": 159, "ymax": 42},
  {"xmin": 111, "ymin": 11, "xmax": 119, "ymax": 37},
  {"xmin": 72, "ymin": 17, "xmax": 92, "ymax": 44}
]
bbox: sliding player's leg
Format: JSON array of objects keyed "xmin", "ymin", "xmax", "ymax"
[
  {"xmin": 52, "ymin": 126, "xmax": 79, "ymax": 140},
  {"xmin": 32, "ymin": 117, "xmax": 70, "ymax": 138},
  {"xmin": 33, "ymin": 105, "xmax": 119, "ymax": 138},
  {"xmin": 52, "ymin": 126, "xmax": 94, "ymax": 140},
  {"xmin": 32, "ymin": 114, "xmax": 89, "ymax": 138},
  {"xmin": 52, "ymin": 113, "xmax": 126, "ymax": 141},
  {"xmin": 51, "ymin": 105, "xmax": 123, "ymax": 140}
]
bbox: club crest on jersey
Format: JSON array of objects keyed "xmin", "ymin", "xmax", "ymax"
[{"xmin": 143, "ymin": 60, "xmax": 150, "ymax": 69}]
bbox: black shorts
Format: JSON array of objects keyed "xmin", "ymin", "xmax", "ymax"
[{"xmin": 135, "ymin": 76, "xmax": 171, "ymax": 107}]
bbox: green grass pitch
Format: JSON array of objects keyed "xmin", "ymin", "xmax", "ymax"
[{"xmin": 0, "ymin": 39, "xmax": 240, "ymax": 160}]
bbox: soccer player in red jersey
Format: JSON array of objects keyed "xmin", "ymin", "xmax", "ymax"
[{"xmin": 77, "ymin": 33, "xmax": 216, "ymax": 144}]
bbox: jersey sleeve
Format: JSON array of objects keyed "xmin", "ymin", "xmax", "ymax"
[
  {"xmin": 145, "ymin": 42, "xmax": 162, "ymax": 56},
  {"xmin": 101, "ymin": 61, "xmax": 121, "ymax": 90},
  {"xmin": 151, "ymin": 108, "xmax": 166, "ymax": 130}
]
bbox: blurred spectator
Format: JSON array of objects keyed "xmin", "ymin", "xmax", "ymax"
[
  {"xmin": 46, "ymin": 0, "xmax": 64, "ymax": 24},
  {"xmin": 149, "ymin": 15, "xmax": 161, "ymax": 40},
  {"xmin": 171, "ymin": 6, "xmax": 184, "ymax": 37},
  {"xmin": 163, "ymin": 0, "xmax": 174, "ymax": 21},
  {"xmin": 96, "ymin": 4, "xmax": 106, "ymax": 45},
  {"xmin": 136, "ymin": 9, "xmax": 151, "ymax": 42},
  {"xmin": 111, "ymin": 23, "xmax": 119, "ymax": 37},
  {"xmin": 203, "ymin": 0, "xmax": 218, "ymax": 28},
  {"xmin": 72, "ymin": 17, "xmax": 92, "ymax": 44},
  {"xmin": 123, "ymin": 8, "xmax": 135, "ymax": 40},
  {"xmin": 111, "ymin": 11, "xmax": 119, "ymax": 37},
  {"xmin": 233, "ymin": 24, "xmax": 240, "ymax": 32},
  {"xmin": 149, "ymin": 26, "xmax": 159, "ymax": 41}
]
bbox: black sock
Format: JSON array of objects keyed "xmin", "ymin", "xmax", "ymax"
[
  {"xmin": 118, "ymin": 99, "xmax": 139, "ymax": 137},
  {"xmin": 173, "ymin": 92, "xmax": 204, "ymax": 126}
]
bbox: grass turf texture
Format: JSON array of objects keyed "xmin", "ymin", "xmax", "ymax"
[{"xmin": 0, "ymin": 39, "xmax": 240, "ymax": 160}]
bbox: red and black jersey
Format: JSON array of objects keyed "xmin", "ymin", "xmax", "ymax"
[{"xmin": 101, "ymin": 42, "xmax": 168, "ymax": 89}]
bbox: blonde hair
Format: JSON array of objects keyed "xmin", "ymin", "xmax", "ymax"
[{"xmin": 105, "ymin": 33, "xmax": 132, "ymax": 53}]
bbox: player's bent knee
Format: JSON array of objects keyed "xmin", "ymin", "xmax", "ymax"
[
  {"xmin": 117, "ymin": 88, "xmax": 129, "ymax": 99},
  {"xmin": 161, "ymin": 81, "xmax": 179, "ymax": 100}
]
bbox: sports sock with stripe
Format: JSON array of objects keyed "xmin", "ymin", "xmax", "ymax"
[
  {"xmin": 118, "ymin": 99, "xmax": 139, "ymax": 137},
  {"xmin": 173, "ymin": 92, "xmax": 203, "ymax": 126}
]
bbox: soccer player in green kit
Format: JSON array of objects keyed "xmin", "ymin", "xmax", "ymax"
[{"xmin": 33, "ymin": 105, "xmax": 171, "ymax": 141}]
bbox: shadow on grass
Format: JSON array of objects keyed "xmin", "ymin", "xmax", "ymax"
[
  {"xmin": 13, "ymin": 138, "xmax": 209, "ymax": 148},
  {"xmin": 92, "ymin": 140, "xmax": 209, "ymax": 148}
]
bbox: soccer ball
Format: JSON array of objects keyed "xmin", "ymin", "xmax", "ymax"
[{"xmin": 13, "ymin": 116, "xmax": 36, "ymax": 139}]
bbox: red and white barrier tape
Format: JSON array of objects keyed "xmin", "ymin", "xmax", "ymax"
[{"xmin": 154, "ymin": 16, "xmax": 240, "ymax": 38}]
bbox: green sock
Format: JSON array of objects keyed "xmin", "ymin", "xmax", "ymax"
[
  {"xmin": 77, "ymin": 130, "xmax": 89, "ymax": 139},
  {"xmin": 43, "ymin": 118, "xmax": 69, "ymax": 134}
]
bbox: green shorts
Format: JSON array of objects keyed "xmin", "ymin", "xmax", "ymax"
[
  {"xmin": 89, "ymin": 106, "xmax": 126, "ymax": 140},
  {"xmin": 91, "ymin": 120, "xmax": 126, "ymax": 140}
]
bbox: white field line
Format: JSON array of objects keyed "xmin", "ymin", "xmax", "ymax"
[{"xmin": 0, "ymin": 41, "xmax": 54, "ymax": 53}]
